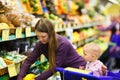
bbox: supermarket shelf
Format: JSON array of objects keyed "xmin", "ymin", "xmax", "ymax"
[
  {"xmin": 73, "ymin": 34, "xmax": 99, "ymax": 49},
  {"xmin": 0, "ymin": 22, "xmax": 102, "ymax": 42},
  {"xmin": 55, "ymin": 22, "xmax": 102, "ymax": 32},
  {"xmin": 84, "ymin": 35, "xmax": 98, "ymax": 43}
]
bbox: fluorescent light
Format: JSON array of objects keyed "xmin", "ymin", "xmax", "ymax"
[{"xmin": 109, "ymin": 0, "xmax": 119, "ymax": 4}]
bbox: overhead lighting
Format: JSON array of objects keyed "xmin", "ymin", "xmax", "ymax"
[{"xmin": 108, "ymin": 0, "xmax": 119, "ymax": 4}]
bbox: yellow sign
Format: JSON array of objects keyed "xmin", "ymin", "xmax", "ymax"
[
  {"xmin": 55, "ymin": 24, "xmax": 58, "ymax": 31},
  {"xmin": 63, "ymin": 23, "xmax": 66, "ymax": 29},
  {"xmin": 40, "ymin": 54, "xmax": 46, "ymax": 63},
  {"xmin": 16, "ymin": 27, "xmax": 22, "ymax": 38},
  {"xmin": 8, "ymin": 64, "xmax": 17, "ymax": 77},
  {"xmin": 67, "ymin": 23, "xmax": 71, "ymax": 28},
  {"xmin": 26, "ymin": 27, "xmax": 31, "ymax": 37},
  {"xmin": 59, "ymin": 24, "xmax": 62, "ymax": 29},
  {"xmin": 2, "ymin": 29, "xmax": 9, "ymax": 41},
  {"xmin": 15, "ymin": 63, "xmax": 20, "ymax": 74}
]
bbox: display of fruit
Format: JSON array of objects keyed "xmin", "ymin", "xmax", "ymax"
[
  {"xmin": 0, "ymin": 13, "xmax": 14, "ymax": 28},
  {"xmin": 87, "ymin": 9, "xmax": 95, "ymax": 18},
  {"xmin": 22, "ymin": 0, "xmax": 31, "ymax": 12},
  {"xmin": 43, "ymin": 13, "xmax": 63, "ymax": 24},
  {"xmin": 45, "ymin": 0, "xmax": 57, "ymax": 15},
  {"xmin": 55, "ymin": 0, "xmax": 68, "ymax": 14},
  {"xmin": 76, "ymin": 47, "xmax": 84, "ymax": 56},
  {"xmin": 37, "ymin": 61, "xmax": 49, "ymax": 72},
  {"xmin": 0, "ymin": 1, "xmax": 13, "ymax": 13},
  {"xmin": 86, "ymin": 28, "xmax": 96, "ymax": 37},
  {"xmin": 78, "ymin": 14, "xmax": 92, "ymax": 23},
  {"xmin": 81, "ymin": 29, "xmax": 88, "ymax": 38},
  {"xmin": 79, "ymin": 32, "xmax": 85, "ymax": 40},
  {"xmin": 67, "ymin": 1, "xmax": 79, "ymax": 15},
  {"xmin": 72, "ymin": 31, "xmax": 80, "ymax": 42},
  {"xmin": 93, "ymin": 38, "xmax": 108, "ymax": 53},
  {"xmin": 0, "ymin": 23, "xmax": 9, "ymax": 29},
  {"xmin": 21, "ymin": 0, "xmax": 43, "ymax": 14},
  {"xmin": 6, "ymin": 10, "xmax": 35, "ymax": 27}
]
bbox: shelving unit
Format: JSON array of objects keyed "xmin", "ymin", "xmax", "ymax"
[{"xmin": 0, "ymin": 22, "xmax": 102, "ymax": 42}]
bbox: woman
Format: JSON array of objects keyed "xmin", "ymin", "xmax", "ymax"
[
  {"xmin": 17, "ymin": 18, "xmax": 86, "ymax": 80},
  {"xmin": 99, "ymin": 15, "xmax": 120, "ymax": 70},
  {"xmin": 97, "ymin": 15, "xmax": 117, "ymax": 40}
]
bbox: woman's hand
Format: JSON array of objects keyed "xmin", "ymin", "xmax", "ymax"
[{"xmin": 79, "ymin": 66, "xmax": 85, "ymax": 70}]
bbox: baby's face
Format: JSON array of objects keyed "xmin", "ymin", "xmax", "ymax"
[{"xmin": 83, "ymin": 50, "xmax": 97, "ymax": 62}]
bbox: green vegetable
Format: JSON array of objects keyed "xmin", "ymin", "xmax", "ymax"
[
  {"xmin": 22, "ymin": 0, "xmax": 27, "ymax": 3},
  {"xmin": 33, "ymin": 4, "xmax": 38, "ymax": 11},
  {"xmin": 33, "ymin": 0, "xmax": 37, "ymax": 3}
]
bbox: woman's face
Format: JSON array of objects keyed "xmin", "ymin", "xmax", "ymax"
[{"xmin": 35, "ymin": 30, "xmax": 49, "ymax": 44}]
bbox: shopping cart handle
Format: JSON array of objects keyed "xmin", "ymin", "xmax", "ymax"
[{"xmin": 55, "ymin": 67, "xmax": 66, "ymax": 73}]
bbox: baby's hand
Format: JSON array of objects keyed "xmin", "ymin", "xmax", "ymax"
[
  {"xmin": 101, "ymin": 65, "xmax": 107, "ymax": 76},
  {"xmin": 79, "ymin": 66, "xmax": 85, "ymax": 70}
]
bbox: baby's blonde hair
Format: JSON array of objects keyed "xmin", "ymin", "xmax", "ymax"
[{"xmin": 83, "ymin": 43, "xmax": 101, "ymax": 58}]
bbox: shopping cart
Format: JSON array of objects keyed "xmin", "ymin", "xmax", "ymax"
[{"xmin": 56, "ymin": 67, "xmax": 120, "ymax": 80}]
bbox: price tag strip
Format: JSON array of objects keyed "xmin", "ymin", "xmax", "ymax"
[
  {"xmin": 16, "ymin": 27, "xmax": 22, "ymax": 38},
  {"xmin": 25, "ymin": 27, "xmax": 31, "ymax": 37},
  {"xmin": 2, "ymin": 29, "xmax": 9, "ymax": 41}
]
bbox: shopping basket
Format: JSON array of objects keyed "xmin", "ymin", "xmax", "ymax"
[{"xmin": 56, "ymin": 67, "xmax": 120, "ymax": 80}]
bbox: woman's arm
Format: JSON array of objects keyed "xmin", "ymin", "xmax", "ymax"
[
  {"xmin": 17, "ymin": 42, "xmax": 42, "ymax": 80},
  {"xmin": 98, "ymin": 22, "xmax": 116, "ymax": 31}
]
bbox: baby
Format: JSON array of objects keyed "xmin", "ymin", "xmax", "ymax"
[{"xmin": 80, "ymin": 43, "xmax": 107, "ymax": 76}]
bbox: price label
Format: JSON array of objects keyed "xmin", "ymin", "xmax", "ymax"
[
  {"xmin": 2, "ymin": 29, "xmax": 9, "ymax": 41},
  {"xmin": 63, "ymin": 23, "xmax": 66, "ymax": 29},
  {"xmin": 40, "ymin": 54, "xmax": 46, "ymax": 63},
  {"xmin": 59, "ymin": 24, "xmax": 62, "ymax": 30},
  {"xmin": 67, "ymin": 23, "xmax": 71, "ymax": 28},
  {"xmin": 73, "ymin": 23, "xmax": 76, "ymax": 27},
  {"xmin": 8, "ymin": 64, "xmax": 17, "ymax": 77},
  {"xmin": 55, "ymin": 24, "xmax": 58, "ymax": 31},
  {"xmin": 16, "ymin": 27, "xmax": 22, "ymax": 38},
  {"xmin": 25, "ymin": 27, "xmax": 31, "ymax": 37}
]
